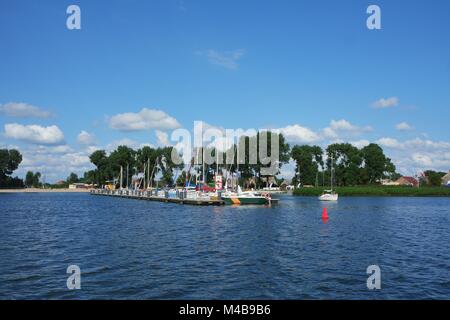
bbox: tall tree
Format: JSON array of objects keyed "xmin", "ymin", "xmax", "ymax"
[
  {"xmin": 67, "ymin": 172, "xmax": 79, "ymax": 184},
  {"xmin": 291, "ymin": 145, "xmax": 323, "ymax": 186},
  {"xmin": 326, "ymin": 143, "xmax": 362, "ymax": 186},
  {"xmin": 89, "ymin": 150, "xmax": 109, "ymax": 186},
  {"xmin": 25, "ymin": 171, "xmax": 35, "ymax": 188},
  {"xmin": 109, "ymin": 145, "xmax": 136, "ymax": 187},
  {"xmin": 255, "ymin": 132, "xmax": 290, "ymax": 188},
  {"xmin": 361, "ymin": 143, "xmax": 397, "ymax": 184},
  {"xmin": 424, "ymin": 170, "xmax": 446, "ymax": 186},
  {"xmin": 0, "ymin": 149, "xmax": 23, "ymax": 188},
  {"xmin": 33, "ymin": 172, "xmax": 41, "ymax": 188}
]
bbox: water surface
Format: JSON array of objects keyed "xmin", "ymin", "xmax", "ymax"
[{"xmin": 0, "ymin": 193, "xmax": 449, "ymax": 299}]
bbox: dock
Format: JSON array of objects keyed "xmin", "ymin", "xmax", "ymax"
[{"xmin": 90, "ymin": 189, "xmax": 225, "ymax": 206}]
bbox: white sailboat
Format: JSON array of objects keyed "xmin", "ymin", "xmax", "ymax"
[{"xmin": 319, "ymin": 155, "xmax": 338, "ymax": 201}]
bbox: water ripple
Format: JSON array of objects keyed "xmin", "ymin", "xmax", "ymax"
[{"xmin": 0, "ymin": 193, "xmax": 449, "ymax": 299}]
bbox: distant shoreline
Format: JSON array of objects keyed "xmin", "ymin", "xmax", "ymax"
[
  {"xmin": 293, "ymin": 186, "xmax": 450, "ymax": 197},
  {"xmin": 0, "ymin": 188, "xmax": 91, "ymax": 193}
]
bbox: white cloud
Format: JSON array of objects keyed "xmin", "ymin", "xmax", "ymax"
[
  {"xmin": 395, "ymin": 122, "xmax": 413, "ymax": 131},
  {"xmin": 199, "ymin": 49, "xmax": 246, "ymax": 70},
  {"xmin": 279, "ymin": 159, "xmax": 296, "ymax": 180},
  {"xmin": 411, "ymin": 153, "xmax": 434, "ymax": 167},
  {"xmin": 377, "ymin": 137, "xmax": 450, "ymax": 151},
  {"xmin": 0, "ymin": 102, "xmax": 52, "ymax": 118},
  {"xmin": 350, "ymin": 139, "xmax": 370, "ymax": 148},
  {"xmin": 277, "ymin": 124, "xmax": 321, "ymax": 144},
  {"xmin": 372, "ymin": 97, "xmax": 399, "ymax": 109},
  {"xmin": 4, "ymin": 123, "xmax": 65, "ymax": 145},
  {"xmin": 105, "ymin": 138, "xmax": 154, "ymax": 152},
  {"xmin": 155, "ymin": 130, "xmax": 170, "ymax": 146},
  {"xmin": 376, "ymin": 137, "xmax": 402, "ymax": 149},
  {"xmin": 14, "ymin": 144, "xmax": 94, "ymax": 182},
  {"xmin": 322, "ymin": 119, "xmax": 372, "ymax": 139},
  {"xmin": 108, "ymin": 108, "xmax": 181, "ymax": 132},
  {"xmin": 84, "ymin": 145, "xmax": 100, "ymax": 155},
  {"xmin": 375, "ymin": 136, "xmax": 450, "ymax": 174},
  {"xmin": 77, "ymin": 130, "xmax": 97, "ymax": 145}
]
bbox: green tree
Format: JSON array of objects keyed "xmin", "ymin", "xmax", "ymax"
[
  {"xmin": 291, "ymin": 145, "xmax": 323, "ymax": 186},
  {"xmin": 326, "ymin": 143, "xmax": 362, "ymax": 186},
  {"xmin": 360, "ymin": 143, "xmax": 396, "ymax": 184},
  {"xmin": 89, "ymin": 150, "xmax": 110, "ymax": 186},
  {"xmin": 25, "ymin": 171, "xmax": 35, "ymax": 187},
  {"xmin": 32, "ymin": 172, "xmax": 41, "ymax": 188},
  {"xmin": 424, "ymin": 170, "xmax": 446, "ymax": 186},
  {"xmin": 0, "ymin": 149, "xmax": 23, "ymax": 188},
  {"xmin": 155, "ymin": 146, "xmax": 184, "ymax": 187},
  {"xmin": 109, "ymin": 145, "xmax": 136, "ymax": 185},
  {"xmin": 67, "ymin": 172, "xmax": 79, "ymax": 184},
  {"xmin": 253, "ymin": 132, "xmax": 290, "ymax": 188},
  {"xmin": 82, "ymin": 170, "xmax": 97, "ymax": 184},
  {"xmin": 136, "ymin": 146, "xmax": 159, "ymax": 187}
]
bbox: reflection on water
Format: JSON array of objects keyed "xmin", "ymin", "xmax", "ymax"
[{"xmin": 0, "ymin": 192, "xmax": 449, "ymax": 299}]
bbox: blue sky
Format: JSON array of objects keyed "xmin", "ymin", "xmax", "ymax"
[{"xmin": 1, "ymin": 0, "xmax": 449, "ymax": 181}]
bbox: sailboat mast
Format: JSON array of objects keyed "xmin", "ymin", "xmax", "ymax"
[
  {"xmin": 195, "ymin": 147, "xmax": 199, "ymax": 186},
  {"xmin": 126, "ymin": 163, "xmax": 129, "ymax": 189},
  {"xmin": 120, "ymin": 165, "xmax": 123, "ymax": 189},
  {"xmin": 143, "ymin": 162, "xmax": 145, "ymax": 190},
  {"xmin": 202, "ymin": 147, "xmax": 205, "ymax": 188},
  {"xmin": 330, "ymin": 155, "xmax": 334, "ymax": 191},
  {"xmin": 216, "ymin": 148, "xmax": 219, "ymax": 177}
]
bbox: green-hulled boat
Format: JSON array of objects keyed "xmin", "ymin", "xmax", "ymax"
[{"xmin": 221, "ymin": 188, "xmax": 277, "ymax": 205}]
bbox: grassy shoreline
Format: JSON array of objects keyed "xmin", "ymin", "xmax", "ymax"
[{"xmin": 293, "ymin": 186, "xmax": 450, "ymax": 197}]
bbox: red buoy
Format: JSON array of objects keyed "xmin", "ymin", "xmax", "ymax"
[{"xmin": 322, "ymin": 207, "xmax": 329, "ymax": 220}]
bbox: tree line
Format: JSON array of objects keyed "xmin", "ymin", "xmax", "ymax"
[
  {"xmin": 1, "ymin": 140, "xmax": 448, "ymax": 189},
  {"xmin": 85, "ymin": 133, "xmax": 291, "ymax": 189},
  {"xmin": 291, "ymin": 143, "xmax": 399, "ymax": 187},
  {"xmin": 85, "ymin": 145, "xmax": 183, "ymax": 188}
]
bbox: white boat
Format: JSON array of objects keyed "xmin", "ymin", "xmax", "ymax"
[
  {"xmin": 222, "ymin": 186, "xmax": 276, "ymax": 205},
  {"xmin": 319, "ymin": 155, "xmax": 338, "ymax": 201},
  {"xmin": 319, "ymin": 190, "xmax": 338, "ymax": 201}
]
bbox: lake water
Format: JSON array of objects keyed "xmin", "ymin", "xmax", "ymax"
[{"xmin": 0, "ymin": 192, "xmax": 449, "ymax": 299}]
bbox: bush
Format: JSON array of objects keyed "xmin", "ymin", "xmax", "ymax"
[{"xmin": 293, "ymin": 186, "xmax": 450, "ymax": 197}]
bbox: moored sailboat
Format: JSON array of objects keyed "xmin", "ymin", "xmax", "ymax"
[{"xmin": 319, "ymin": 155, "xmax": 338, "ymax": 201}]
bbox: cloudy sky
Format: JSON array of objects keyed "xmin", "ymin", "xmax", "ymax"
[{"xmin": 1, "ymin": 0, "xmax": 449, "ymax": 182}]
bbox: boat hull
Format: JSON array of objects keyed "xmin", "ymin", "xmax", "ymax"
[
  {"xmin": 318, "ymin": 193, "xmax": 338, "ymax": 201},
  {"xmin": 222, "ymin": 196, "xmax": 268, "ymax": 205}
]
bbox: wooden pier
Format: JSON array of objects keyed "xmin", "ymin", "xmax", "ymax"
[{"xmin": 90, "ymin": 189, "xmax": 225, "ymax": 206}]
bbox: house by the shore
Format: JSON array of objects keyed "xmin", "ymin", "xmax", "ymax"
[
  {"xmin": 395, "ymin": 176, "xmax": 419, "ymax": 187},
  {"xmin": 380, "ymin": 179, "xmax": 400, "ymax": 186},
  {"xmin": 69, "ymin": 183, "xmax": 93, "ymax": 189}
]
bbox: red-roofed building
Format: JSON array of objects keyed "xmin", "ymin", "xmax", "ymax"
[{"xmin": 395, "ymin": 176, "xmax": 419, "ymax": 187}]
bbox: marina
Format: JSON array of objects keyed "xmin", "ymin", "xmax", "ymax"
[
  {"xmin": 90, "ymin": 189, "xmax": 279, "ymax": 206},
  {"xmin": 90, "ymin": 188, "xmax": 279, "ymax": 206},
  {"xmin": 90, "ymin": 189, "xmax": 225, "ymax": 206}
]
